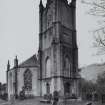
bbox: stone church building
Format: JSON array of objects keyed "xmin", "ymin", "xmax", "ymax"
[{"xmin": 7, "ymin": 0, "xmax": 80, "ymax": 100}]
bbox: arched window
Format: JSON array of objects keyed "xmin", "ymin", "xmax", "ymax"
[
  {"xmin": 46, "ymin": 57, "xmax": 51, "ymax": 78},
  {"xmin": 24, "ymin": 69, "xmax": 32, "ymax": 91},
  {"xmin": 64, "ymin": 56, "xmax": 70, "ymax": 77},
  {"xmin": 46, "ymin": 83, "xmax": 50, "ymax": 94},
  {"xmin": 64, "ymin": 82, "xmax": 70, "ymax": 96},
  {"xmin": 9, "ymin": 72, "xmax": 12, "ymax": 77},
  {"xmin": 9, "ymin": 72, "xmax": 12, "ymax": 91},
  {"xmin": 65, "ymin": 57, "xmax": 69, "ymax": 70}
]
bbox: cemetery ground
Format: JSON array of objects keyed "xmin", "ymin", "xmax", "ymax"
[{"xmin": 0, "ymin": 98, "xmax": 105, "ymax": 105}]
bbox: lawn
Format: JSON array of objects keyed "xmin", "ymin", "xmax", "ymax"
[
  {"xmin": 1, "ymin": 98, "xmax": 105, "ymax": 105},
  {"xmin": 13, "ymin": 100, "xmax": 105, "ymax": 105}
]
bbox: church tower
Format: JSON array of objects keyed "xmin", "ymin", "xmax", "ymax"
[{"xmin": 39, "ymin": 0, "xmax": 79, "ymax": 97}]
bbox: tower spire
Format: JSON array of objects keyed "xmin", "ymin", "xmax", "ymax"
[
  {"xmin": 47, "ymin": 0, "xmax": 51, "ymax": 4},
  {"xmin": 40, "ymin": 0, "xmax": 43, "ymax": 6},
  {"xmin": 14, "ymin": 55, "xmax": 18, "ymax": 68},
  {"xmin": 7, "ymin": 60, "xmax": 10, "ymax": 71},
  {"xmin": 71, "ymin": 0, "xmax": 76, "ymax": 7},
  {"xmin": 46, "ymin": 0, "xmax": 52, "ymax": 7},
  {"xmin": 39, "ymin": 0, "xmax": 44, "ymax": 13}
]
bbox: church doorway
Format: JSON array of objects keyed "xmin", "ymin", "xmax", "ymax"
[
  {"xmin": 46, "ymin": 83, "xmax": 50, "ymax": 95},
  {"xmin": 64, "ymin": 82, "xmax": 70, "ymax": 96}
]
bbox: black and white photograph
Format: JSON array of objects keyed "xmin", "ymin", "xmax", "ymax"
[{"xmin": 0, "ymin": 0, "xmax": 105, "ymax": 105}]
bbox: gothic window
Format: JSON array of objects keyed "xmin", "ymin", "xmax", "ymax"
[
  {"xmin": 24, "ymin": 69, "xmax": 32, "ymax": 91},
  {"xmin": 47, "ymin": 10, "xmax": 53, "ymax": 28},
  {"xmin": 64, "ymin": 56, "xmax": 70, "ymax": 77},
  {"xmin": 46, "ymin": 57, "xmax": 51, "ymax": 78},
  {"xmin": 65, "ymin": 57, "xmax": 69, "ymax": 70},
  {"xmin": 64, "ymin": 82, "xmax": 70, "ymax": 96},
  {"xmin": 9, "ymin": 72, "xmax": 12, "ymax": 77},
  {"xmin": 46, "ymin": 83, "xmax": 50, "ymax": 94},
  {"xmin": 70, "ymin": 63, "xmax": 72, "ymax": 77},
  {"xmin": 9, "ymin": 72, "xmax": 12, "ymax": 91},
  {"xmin": 48, "ymin": 15, "xmax": 52, "ymax": 26}
]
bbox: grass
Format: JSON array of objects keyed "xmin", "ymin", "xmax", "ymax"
[{"xmin": 1, "ymin": 98, "xmax": 105, "ymax": 105}]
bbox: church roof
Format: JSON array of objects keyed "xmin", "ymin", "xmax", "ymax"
[{"xmin": 18, "ymin": 55, "xmax": 39, "ymax": 68}]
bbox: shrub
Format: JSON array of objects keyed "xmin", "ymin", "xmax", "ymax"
[
  {"xmin": 1, "ymin": 93, "xmax": 8, "ymax": 100},
  {"xmin": 19, "ymin": 90, "xmax": 25, "ymax": 100}
]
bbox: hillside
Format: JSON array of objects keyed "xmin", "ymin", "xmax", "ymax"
[{"xmin": 80, "ymin": 63, "xmax": 105, "ymax": 82}]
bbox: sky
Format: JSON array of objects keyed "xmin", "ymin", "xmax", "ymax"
[{"xmin": 0, "ymin": 0, "xmax": 105, "ymax": 83}]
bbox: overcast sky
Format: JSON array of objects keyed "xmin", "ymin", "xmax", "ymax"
[{"xmin": 0, "ymin": 0, "xmax": 105, "ymax": 83}]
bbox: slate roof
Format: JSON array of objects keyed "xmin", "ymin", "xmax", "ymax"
[{"xmin": 18, "ymin": 55, "xmax": 39, "ymax": 68}]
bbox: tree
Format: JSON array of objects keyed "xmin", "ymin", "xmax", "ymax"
[
  {"xmin": 79, "ymin": 78, "xmax": 96, "ymax": 100},
  {"xmin": 0, "ymin": 82, "xmax": 2, "ymax": 97},
  {"xmin": 82, "ymin": 0, "xmax": 105, "ymax": 55},
  {"xmin": 96, "ymin": 71, "xmax": 105, "ymax": 96}
]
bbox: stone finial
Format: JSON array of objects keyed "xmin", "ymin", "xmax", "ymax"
[
  {"xmin": 14, "ymin": 55, "xmax": 18, "ymax": 68},
  {"xmin": 71, "ymin": 0, "xmax": 76, "ymax": 7},
  {"xmin": 46, "ymin": 0, "xmax": 53, "ymax": 7},
  {"xmin": 7, "ymin": 60, "xmax": 10, "ymax": 71},
  {"xmin": 39, "ymin": 0, "xmax": 44, "ymax": 13},
  {"xmin": 39, "ymin": 0, "xmax": 43, "ymax": 6},
  {"xmin": 47, "ymin": 0, "xmax": 51, "ymax": 4}
]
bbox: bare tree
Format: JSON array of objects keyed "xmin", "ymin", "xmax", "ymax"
[
  {"xmin": 82, "ymin": 0, "xmax": 105, "ymax": 55},
  {"xmin": 96, "ymin": 71, "xmax": 105, "ymax": 97}
]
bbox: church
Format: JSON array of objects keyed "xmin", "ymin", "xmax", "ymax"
[{"xmin": 7, "ymin": 0, "xmax": 80, "ymax": 100}]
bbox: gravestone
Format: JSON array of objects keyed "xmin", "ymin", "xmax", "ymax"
[
  {"xmin": 52, "ymin": 91, "xmax": 59, "ymax": 105},
  {"xmin": 102, "ymin": 94, "xmax": 105, "ymax": 103},
  {"xmin": 10, "ymin": 95, "xmax": 15, "ymax": 105},
  {"xmin": 93, "ymin": 93, "xmax": 98, "ymax": 101}
]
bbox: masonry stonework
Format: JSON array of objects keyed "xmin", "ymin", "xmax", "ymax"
[{"xmin": 7, "ymin": 0, "xmax": 80, "ymax": 100}]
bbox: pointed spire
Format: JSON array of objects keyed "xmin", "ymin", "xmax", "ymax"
[
  {"xmin": 7, "ymin": 60, "xmax": 10, "ymax": 71},
  {"xmin": 47, "ymin": 0, "xmax": 51, "ymax": 4},
  {"xmin": 71, "ymin": 0, "xmax": 76, "ymax": 7},
  {"xmin": 8, "ymin": 60, "xmax": 10, "ymax": 65},
  {"xmin": 39, "ymin": 0, "xmax": 43, "ymax": 6},
  {"xmin": 46, "ymin": 0, "xmax": 52, "ymax": 6},
  {"xmin": 16, "ymin": 55, "xmax": 17, "ymax": 60},
  {"xmin": 35, "ymin": 54, "xmax": 39, "ymax": 62},
  {"xmin": 14, "ymin": 55, "xmax": 18, "ymax": 68},
  {"xmin": 39, "ymin": 0, "xmax": 44, "ymax": 13},
  {"xmin": 34, "ymin": 54, "xmax": 37, "ymax": 60}
]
